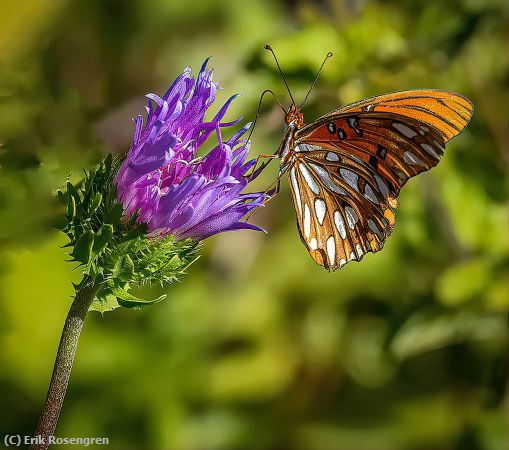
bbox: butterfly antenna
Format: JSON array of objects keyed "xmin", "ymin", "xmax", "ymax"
[
  {"xmin": 246, "ymin": 89, "xmax": 286, "ymax": 144},
  {"xmin": 264, "ymin": 44, "xmax": 296, "ymax": 106},
  {"xmin": 300, "ymin": 51, "xmax": 333, "ymax": 108}
]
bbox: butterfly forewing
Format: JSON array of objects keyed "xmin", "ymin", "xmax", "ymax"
[
  {"xmin": 298, "ymin": 89, "xmax": 474, "ymax": 142},
  {"xmin": 287, "ymin": 90, "xmax": 473, "ymax": 270},
  {"xmin": 298, "ymin": 113, "xmax": 448, "ymax": 194}
]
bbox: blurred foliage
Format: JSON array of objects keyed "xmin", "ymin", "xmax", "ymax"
[{"xmin": 0, "ymin": 0, "xmax": 507, "ymax": 449}]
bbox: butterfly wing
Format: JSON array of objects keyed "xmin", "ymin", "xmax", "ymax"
[
  {"xmin": 297, "ymin": 89, "xmax": 474, "ymax": 142},
  {"xmin": 288, "ymin": 90, "xmax": 473, "ymax": 270},
  {"xmin": 288, "ymin": 152, "xmax": 392, "ymax": 270}
]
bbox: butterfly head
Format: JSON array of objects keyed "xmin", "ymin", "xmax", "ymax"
[{"xmin": 285, "ymin": 104, "xmax": 304, "ymax": 129}]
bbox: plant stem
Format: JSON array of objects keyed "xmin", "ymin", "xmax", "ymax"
[{"xmin": 30, "ymin": 276, "xmax": 100, "ymax": 450}]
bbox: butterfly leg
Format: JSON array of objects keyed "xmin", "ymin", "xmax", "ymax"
[
  {"xmin": 243, "ymin": 172, "xmax": 283, "ymax": 221},
  {"xmin": 265, "ymin": 175, "xmax": 281, "ymax": 199},
  {"xmin": 246, "ymin": 153, "xmax": 279, "ymax": 181}
]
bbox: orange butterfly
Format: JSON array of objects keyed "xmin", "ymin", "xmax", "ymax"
[{"xmin": 258, "ymin": 45, "xmax": 473, "ymax": 271}]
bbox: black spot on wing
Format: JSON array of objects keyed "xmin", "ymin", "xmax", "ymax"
[{"xmin": 337, "ymin": 128, "xmax": 347, "ymax": 140}]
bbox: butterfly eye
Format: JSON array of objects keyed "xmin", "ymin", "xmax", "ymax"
[{"xmin": 284, "ymin": 110, "xmax": 294, "ymax": 124}]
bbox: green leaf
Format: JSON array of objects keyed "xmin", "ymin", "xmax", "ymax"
[
  {"xmin": 111, "ymin": 286, "xmax": 167, "ymax": 308},
  {"xmin": 89, "ymin": 292, "xmax": 120, "ymax": 313},
  {"xmin": 71, "ymin": 230, "xmax": 95, "ymax": 264},
  {"xmin": 93, "ymin": 224, "xmax": 113, "ymax": 254}
]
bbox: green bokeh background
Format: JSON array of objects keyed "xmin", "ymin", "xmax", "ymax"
[{"xmin": 1, "ymin": 1, "xmax": 508, "ymax": 449}]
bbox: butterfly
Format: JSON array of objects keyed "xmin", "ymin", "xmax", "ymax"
[{"xmin": 259, "ymin": 45, "xmax": 474, "ymax": 271}]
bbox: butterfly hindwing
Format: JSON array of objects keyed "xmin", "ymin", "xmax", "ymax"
[{"xmin": 288, "ymin": 155, "xmax": 392, "ymax": 270}]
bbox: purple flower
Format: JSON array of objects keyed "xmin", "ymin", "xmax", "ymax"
[{"xmin": 115, "ymin": 59, "xmax": 267, "ymax": 241}]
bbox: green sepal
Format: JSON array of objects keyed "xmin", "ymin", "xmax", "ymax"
[
  {"xmin": 111, "ymin": 254, "xmax": 135, "ymax": 281},
  {"xmin": 93, "ymin": 224, "xmax": 113, "ymax": 254},
  {"xmin": 71, "ymin": 230, "xmax": 94, "ymax": 264},
  {"xmin": 105, "ymin": 202, "xmax": 123, "ymax": 225},
  {"xmin": 56, "ymin": 189, "xmax": 66, "ymax": 204},
  {"xmin": 118, "ymin": 221, "xmax": 146, "ymax": 243},
  {"xmin": 89, "ymin": 192, "xmax": 102, "ymax": 214},
  {"xmin": 180, "ymin": 254, "xmax": 201, "ymax": 273},
  {"xmin": 67, "ymin": 194, "xmax": 76, "ymax": 221},
  {"xmin": 103, "ymin": 153, "xmax": 113, "ymax": 174},
  {"xmin": 61, "ymin": 154, "xmax": 202, "ymax": 314},
  {"xmin": 61, "ymin": 240, "xmax": 74, "ymax": 248},
  {"xmin": 66, "ymin": 181, "xmax": 82, "ymax": 205}
]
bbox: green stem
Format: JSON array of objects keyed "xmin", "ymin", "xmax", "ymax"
[{"xmin": 30, "ymin": 277, "xmax": 100, "ymax": 450}]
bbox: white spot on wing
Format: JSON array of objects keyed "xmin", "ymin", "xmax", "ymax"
[
  {"xmin": 392, "ymin": 122, "xmax": 417, "ymax": 138},
  {"xmin": 295, "ymin": 143, "xmax": 321, "ymax": 152},
  {"xmin": 394, "ymin": 167, "xmax": 406, "ymax": 183},
  {"xmin": 299, "ymin": 164, "xmax": 320, "ymax": 195},
  {"xmin": 368, "ymin": 219, "xmax": 381, "ymax": 238},
  {"xmin": 355, "ymin": 244, "xmax": 363, "ymax": 258},
  {"xmin": 290, "ymin": 168, "xmax": 302, "ymax": 215},
  {"xmin": 364, "ymin": 184, "xmax": 378, "ymax": 203},
  {"xmin": 339, "ymin": 258, "xmax": 347, "ymax": 268},
  {"xmin": 374, "ymin": 174, "xmax": 390, "ymax": 198},
  {"xmin": 334, "ymin": 211, "xmax": 346, "ymax": 239},
  {"xmin": 315, "ymin": 199, "xmax": 327, "ymax": 225},
  {"xmin": 309, "ymin": 163, "xmax": 347, "ymax": 195},
  {"xmin": 304, "ymin": 203, "xmax": 311, "ymax": 238},
  {"xmin": 433, "ymin": 139, "xmax": 445, "ymax": 152},
  {"xmin": 349, "ymin": 251, "xmax": 356, "ymax": 261},
  {"xmin": 340, "ymin": 168, "xmax": 359, "ymax": 191},
  {"xmin": 421, "ymin": 143, "xmax": 440, "ymax": 159},
  {"xmin": 327, "ymin": 236, "xmax": 336, "ymax": 266},
  {"xmin": 309, "ymin": 237, "xmax": 318, "ymax": 250},
  {"xmin": 345, "ymin": 206, "xmax": 358, "ymax": 229},
  {"xmin": 326, "ymin": 152, "xmax": 339, "ymax": 162},
  {"xmin": 403, "ymin": 151, "xmax": 426, "ymax": 167}
]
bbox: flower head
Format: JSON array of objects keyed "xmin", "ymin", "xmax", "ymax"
[{"xmin": 115, "ymin": 59, "xmax": 266, "ymax": 241}]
